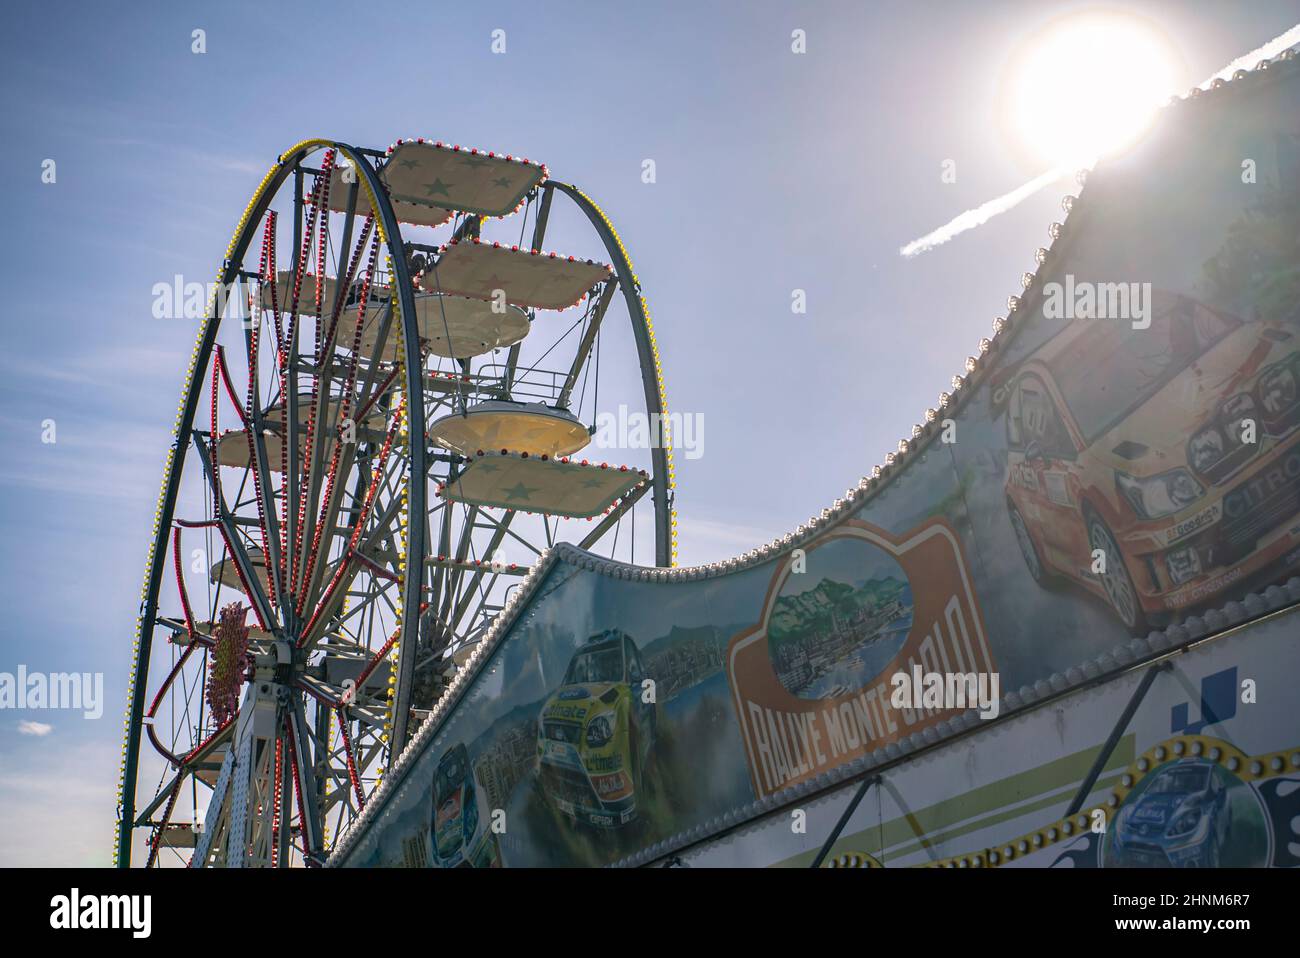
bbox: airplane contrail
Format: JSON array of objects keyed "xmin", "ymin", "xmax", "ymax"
[
  {"xmin": 1203, "ymin": 22, "xmax": 1300, "ymax": 84},
  {"xmin": 899, "ymin": 166, "xmax": 1070, "ymax": 258},
  {"xmin": 899, "ymin": 25, "xmax": 1300, "ymax": 258}
]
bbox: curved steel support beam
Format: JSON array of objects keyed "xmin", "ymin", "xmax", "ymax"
[{"xmin": 546, "ymin": 181, "xmax": 674, "ymax": 568}]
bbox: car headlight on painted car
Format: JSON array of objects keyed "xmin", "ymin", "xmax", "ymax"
[
  {"xmin": 586, "ymin": 712, "xmax": 615, "ymax": 748},
  {"xmin": 1166, "ymin": 808, "xmax": 1202, "ymax": 838},
  {"xmin": 1259, "ymin": 359, "xmax": 1299, "ymax": 417},
  {"xmin": 1221, "ymin": 392, "xmax": 1258, "ymax": 440},
  {"xmin": 1188, "ymin": 426, "xmax": 1227, "ymax": 473},
  {"xmin": 1165, "ymin": 807, "xmax": 1212, "ymax": 849},
  {"xmin": 1117, "ymin": 469, "xmax": 1205, "ymax": 520},
  {"xmin": 1188, "ymin": 393, "xmax": 1263, "ymax": 476}
]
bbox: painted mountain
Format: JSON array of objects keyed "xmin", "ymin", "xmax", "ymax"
[{"xmin": 767, "ymin": 576, "xmax": 914, "ymax": 697}]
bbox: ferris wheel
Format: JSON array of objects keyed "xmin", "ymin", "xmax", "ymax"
[{"xmin": 115, "ymin": 137, "xmax": 677, "ymax": 867}]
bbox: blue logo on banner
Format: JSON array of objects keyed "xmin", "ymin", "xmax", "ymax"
[{"xmin": 1170, "ymin": 667, "xmax": 1237, "ymax": 735}]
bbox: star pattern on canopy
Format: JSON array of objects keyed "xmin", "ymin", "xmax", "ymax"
[
  {"xmin": 503, "ymin": 482, "xmax": 538, "ymax": 502},
  {"xmin": 422, "ymin": 242, "xmax": 613, "ymax": 311},
  {"xmin": 382, "ymin": 140, "xmax": 547, "ymax": 216}
]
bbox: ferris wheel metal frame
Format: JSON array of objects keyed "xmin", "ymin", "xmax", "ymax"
[{"xmin": 115, "ymin": 136, "xmax": 676, "ymax": 867}]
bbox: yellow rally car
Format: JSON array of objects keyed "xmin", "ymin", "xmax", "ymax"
[
  {"xmin": 1002, "ymin": 294, "xmax": 1300, "ymax": 635},
  {"xmin": 536, "ymin": 630, "xmax": 656, "ymax": 828}
]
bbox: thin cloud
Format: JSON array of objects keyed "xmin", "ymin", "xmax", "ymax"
[
  {"xmin": 674, "ymin": 516, "xmax": 786, "ymax": 565},
  {"xmin": 0, "ymin": 739, "xmax": 117, "ymax": 866},
  {"xmin": 18, "ymin": 721, "xmax": 53, "ymax": 737},
  {"xmin": 0, "ymin": 345, "xmax": 188, "ymax": 393},
  {"xmin": 0, "ymin": 413, "xmax": 171, "ymax": 503}
]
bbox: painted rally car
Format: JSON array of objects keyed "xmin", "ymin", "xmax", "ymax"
[
  {"xmin": 1111, "ymin": 759, "xmax": 1233, "ymax": 867},
  {"xmin": 536, "ymin": 629, "xmax": 656, "ymax": 828},
  {"xmin": 1003, "ymin": 294, "xmax": 1300, "ymax": 634},
  {"xmin": 430, "ymin": 743, "xmax": 499, "ymax": 868}
]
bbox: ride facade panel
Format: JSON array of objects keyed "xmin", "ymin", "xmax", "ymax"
[{"xmin": 330, "ymin": 49, "xmax": 1300, "ymax": 868}]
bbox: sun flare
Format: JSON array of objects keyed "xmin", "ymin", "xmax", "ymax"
[{"xmin": 1007, "ymin": 11, "xmax": 1183, "ymax": 169}]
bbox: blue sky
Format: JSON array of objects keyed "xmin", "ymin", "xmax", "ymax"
[{"xmin": 0, "ymin": 0, "xmax": 1294, "ymax": 865}]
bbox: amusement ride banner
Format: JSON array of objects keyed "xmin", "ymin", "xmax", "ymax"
[{"xmin": 331, "ymin": 53, "xmax": 1300, "ymax": 869}]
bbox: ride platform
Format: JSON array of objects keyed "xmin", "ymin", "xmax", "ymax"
[
  {"xmin": 419, "ymin": 240, "xmax": 612, "ymax": 311},
  {"xmin": 438, "ymin": 450, "xmax": 645, "ymax": 519}
]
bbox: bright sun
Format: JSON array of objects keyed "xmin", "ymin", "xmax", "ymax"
[{"xmin": 1008, "ymin": 11, "xmax": 1183, "ymax": 170}]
